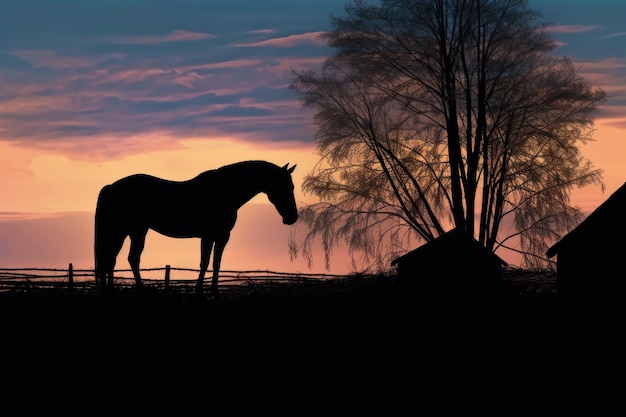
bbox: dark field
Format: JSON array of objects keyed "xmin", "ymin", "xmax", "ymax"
[{"xmin": 2, "ymin": 272, "xmax": 625, "ymax": 416}]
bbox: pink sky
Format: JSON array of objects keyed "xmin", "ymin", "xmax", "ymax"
[{"xmin": 1, "ymin": 1, "xmax": 625, "ymax": 275}]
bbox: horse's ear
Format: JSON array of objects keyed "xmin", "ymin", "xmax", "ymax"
[{"xmin": 283, "ymin": 163, "xmax": 296, "ymax": 173}]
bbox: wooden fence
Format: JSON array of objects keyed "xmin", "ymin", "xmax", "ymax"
[
  {"xmin": 0, "ymin": 264, "xmax": 557, "ymax": 296},
  {"xmin": 0, "ymin": 263, "xmax": 353, "ymax": 296}
]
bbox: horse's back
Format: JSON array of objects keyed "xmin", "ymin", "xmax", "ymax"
[
  {"xmin": 99, "ymin": 174, "xmax": 186, "ymax": 205},
  {"xmin": 95, "ymin": 172, "xmax": 233, "ymax": 238}
]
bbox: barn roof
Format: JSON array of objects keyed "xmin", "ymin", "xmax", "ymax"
[
  {"xmin": 391, "ymin": 227, "xmax": 507, "ymax": 266},
  {"xmin": 546, "ymin": 181, "xmax": 626, "ymax": 258}
]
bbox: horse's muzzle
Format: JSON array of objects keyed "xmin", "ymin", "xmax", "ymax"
[{"xmin": 283, "ymin": 215, "xmax": 298, "ymax": 225}]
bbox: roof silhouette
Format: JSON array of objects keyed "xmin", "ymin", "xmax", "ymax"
[
  {"xmin": 546, "ymin": 182, "xmax": 626, "ymax": 258},
  {"xmin": 391, "ymin": 227, "xmax": 507, "ymax": 267}
]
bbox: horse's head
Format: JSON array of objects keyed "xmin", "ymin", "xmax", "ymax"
[{"xmin": 267, "ymin": 163, "xmax": 298, "ymax": 225}]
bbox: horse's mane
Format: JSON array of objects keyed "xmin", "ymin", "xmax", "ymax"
[
  {"xmin": 217, "ymin": 160, "xmax": 279, "ymax": 171},
  {"xmin": 198, "ymin": 160, "xmax": 280, "ymax": 176}
]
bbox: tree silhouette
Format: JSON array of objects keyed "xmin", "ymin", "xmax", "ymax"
[{"xmin": 289, "ymin": 0, "xmax": 606, "ymax": 271}]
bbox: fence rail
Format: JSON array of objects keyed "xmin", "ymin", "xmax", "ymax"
[{"xmin": 0, "ymin": 263, "xmax": 356, "ymax": 295}]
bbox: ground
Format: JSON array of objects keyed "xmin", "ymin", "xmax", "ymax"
[{"xmin": 1, "ymin": 271, "xmax": 624, "ymax": 416}]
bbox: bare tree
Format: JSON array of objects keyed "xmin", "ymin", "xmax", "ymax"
[{"xmin": 289, "ymin": 0, "xmax": 606, "ymax": 272}]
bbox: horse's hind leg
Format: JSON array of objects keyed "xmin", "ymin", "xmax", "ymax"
[
  {"xmin": 128, "ymin": 229, "xmax": 148, "ymax": 290},
  {"xmin": 95, "ymin": 231, "xmax": 126, "ymax": 291}
]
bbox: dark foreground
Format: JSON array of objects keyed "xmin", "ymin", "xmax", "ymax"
[{"xmin": 2, "ymin": 277, "xmax": 625, "ymax": 417}]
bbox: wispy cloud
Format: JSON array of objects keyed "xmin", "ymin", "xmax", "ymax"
[
  {"xmin": 233, "ymin": 32, "xmax": 326, "ymax": 48},
  {"xmin": 248, "ymin": 29, "xmax": 276, "ymax": 35},
  {"xmin": 546, "ymin": 24, "xmax": 598, "ymax": 34},
  {"xmin": 602, "ymin": 32, "xmax": 626, "ymax": 39},
  {"xmin": 105, "ymin": 30, "xmax": 215, "ymax": 45}
]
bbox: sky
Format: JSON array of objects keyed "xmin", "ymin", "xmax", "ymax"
[{"xmin": 0, "ymin": 0, "xmax": 625, "ymax": 276}]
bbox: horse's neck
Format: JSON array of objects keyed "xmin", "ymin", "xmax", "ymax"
[
  {"xmin": 210, "ymin": 167, "xmax": 270, "ymax": 207},
  {"xmin": 235, "ymin": 181, "xmax": 265, "ymax": 206}
]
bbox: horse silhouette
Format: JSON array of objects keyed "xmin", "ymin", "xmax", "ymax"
[{"xmin": 94, "ymin": 160, "xmax": 298, "ymax": 296}]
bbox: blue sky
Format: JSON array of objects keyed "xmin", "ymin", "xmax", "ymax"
[
  {"xmin": 0, "ymin": 0, "xmax": 625, "ymax": 273},
  {"xmin": 0, "ymin": 0, "xmax": 344, "ymax": 158},
  {"xmin": 0, "ymin": 0, "xmax": 623, "ymax": 156},
  {"xmin": 535, "ymin": 0, "xmax": 626, "ymax": 123}
]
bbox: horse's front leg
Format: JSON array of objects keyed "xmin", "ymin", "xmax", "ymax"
[
  {"xmin": 196, "ymin": 237, "xmax": 213, "ymax": 294},
  {"xmin": 210, "ymin": 232, "xmax": 230, "ymax": 298},
  {"xmin": 128, "ymin": 230, "xmax": 147, "ymax": 290}
]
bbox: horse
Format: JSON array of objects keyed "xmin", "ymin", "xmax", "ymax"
[{"xmin": 94, "ymin": 160, "xmax": 298, "ymax": 296}]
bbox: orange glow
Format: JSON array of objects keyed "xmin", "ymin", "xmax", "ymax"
[
  {"xmin": 0, "ymin": 136, "xmax": 359, "ymax": 273},
  {"xmin": 1, "ymin": 120, "xmax": 624, "ymax": 274},
  {"xmin": 0, "ymin": 136, "xmax": 319, "ymax": 213},
  {"xmin": 570, "ymin": 118, "xmax": 626, "ymax": 213}
]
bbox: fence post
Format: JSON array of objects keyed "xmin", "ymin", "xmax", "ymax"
[
  {"xmin": 164, "ymin": 265, "xmax": 170, "ymax": 291},
  {"xmin": 68, "ymin": 263, "xmax": 74, "ymax": 293}
]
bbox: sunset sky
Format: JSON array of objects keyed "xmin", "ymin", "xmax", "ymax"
[{"xmin": 1, "ymin": 0, "xmax": 625, "ymax": 275}]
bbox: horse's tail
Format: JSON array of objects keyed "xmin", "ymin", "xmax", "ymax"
[{"xmin": 94, "ymin": 185, "xmax": 106, "ymax": 284}]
